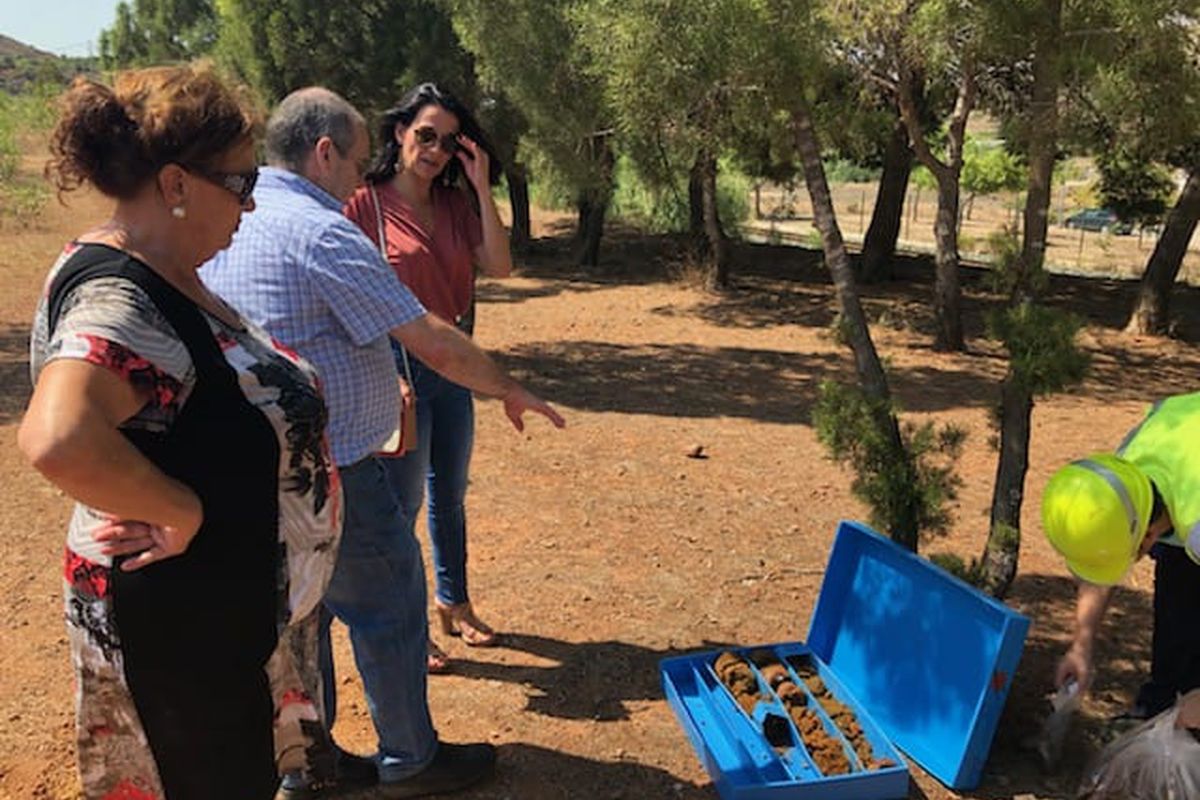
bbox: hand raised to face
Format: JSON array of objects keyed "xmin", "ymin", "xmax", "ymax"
[{"xmin": 455, "ymin": 136, "xmax": 491, "ymax": 192}]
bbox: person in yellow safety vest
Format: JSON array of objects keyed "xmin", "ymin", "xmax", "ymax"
[{"xmin": 1043, "ymin": 391, "xmax": 1200, "ymax": 722}]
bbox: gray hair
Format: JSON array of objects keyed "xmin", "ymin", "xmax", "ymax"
[{"xmin": 264, "ymin": 87, "xmax": 365, "ymax": 172}]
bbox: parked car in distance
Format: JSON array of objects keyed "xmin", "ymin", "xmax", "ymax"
[{"xmin": 1064, "ymin": 208, "xmax": 1133, "ymax": 235}]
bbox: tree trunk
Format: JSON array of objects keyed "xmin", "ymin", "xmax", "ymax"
[
  {"xmin": 689, "ymin": 154, "xmax": 706, "ymax": 245},
  {"xmin": 896, "ymin": 64, "xmax": 971, "ymax": 353},
  {"xmin": 506, "ymin": 162, "xmax": 531, "ymax": 254},
  {"xmin": 860, "ymin": 120, "xmax": 913, "ymax": 284},
  {"xmin": 1016, "ymin": 3, "xmax": 1060, "ymax": 295},
  {"xmin": 1125, "ymin": 169, "xmax": 1200, "ymax": 335},
  {"xmin": 574, "ymin": 140, "xmax": 615, "ymax": 268},
  {"xmin": 979, "ymin": 0, "xmax": 1062, "ymax": 599},
  {"xmin": 791, "ymin": 101, "xmax": 919, "ymax": 551},
  {"xmin": 980, "ymin": 369, "xmax": 1032, "ymax": 599},
  {"xmin": 575, "ymin": 191, "xmax": 608, "ymax": 268},
  {"xmin": 932, "ymin": 173, "xmax": 966, "ymax": 351},
  {"xmin": 698, "ymin": 151, "xmax": 729, "ymax": 289}
]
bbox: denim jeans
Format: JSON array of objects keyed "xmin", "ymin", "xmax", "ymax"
[
  {"xmin": 382, "ymin": 348, "xmax": 475, "ymax": 606},
  {"xmin": 319, "ymin": 457, "xmax": 437, "ymax": 781}
]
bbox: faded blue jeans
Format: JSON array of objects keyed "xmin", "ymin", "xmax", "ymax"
[
  {"xmin": 382, "ymin": 349, "xmax": 475, "ymax": 606},
  {"xmin": 318, "ymin": 456, "xmax": 437, "ymax": 781}
]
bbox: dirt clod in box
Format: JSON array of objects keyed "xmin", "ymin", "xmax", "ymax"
[
  {"xmin": 748, "ymin": 648, "xmax": 779, "ymax": 668},
  {"xmin": 796, "ymin": 659, "xmax": 881, "ymax": 770},
  {"xmin": 763, "ymin": 712, "xmax": 792, "ymax": 749},
  {"xmin": 775, "ymin": 681, "xmax": 807, "ymax": 708},
  {"xmin": 759, "ymin": 655, "xmax": 852, "ymax": 776},
  {"xmin": 760, "ymin": 663, "xmax": 790, "ymax": 689},
  {"xmin": 713, "ymin": 652, "xmax": 761, "ymax": 715}
]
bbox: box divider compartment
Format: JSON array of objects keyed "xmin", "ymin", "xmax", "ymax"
[
  {"xmin": 771, "ymin": 651, "xmax": 865, "ymax": 773},
  {"xmin": 704, "ymin": 653, "xmax": 820, "ymax": 783},
  {"xmin": 698, "ymin": 659, "xmax": 802, "ymax": 785}
]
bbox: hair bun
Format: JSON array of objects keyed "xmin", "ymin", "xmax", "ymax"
[
  {"xmin": 48, "ymin": 77, "xmax": 152, "ymax": 198},
  {"xmin": 47, "ymin": 65, "xmax": 258, "ymax": 201}
]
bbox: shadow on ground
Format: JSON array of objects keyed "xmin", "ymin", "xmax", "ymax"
[
  {"xmin": 438, "ymin": 574, "xmax": 1148, "ymax": 800},
  {"xmin": 447, "ymin": 633, "xmax": 712, "ymax": 722},
  {"xmin": 497, "ymin": 339, "xmax": 1015, "ymax": 422},
  {"xmin": 349, "ymin": 742, "xmax": 712, "ymax": 799},
  {"xmin": 971, "ymin": 571, "xmax": 1153, "ymax": 800},
  {"xmin": 507, "ymin": 229, "xmax": 1200, "ymax": 345}
]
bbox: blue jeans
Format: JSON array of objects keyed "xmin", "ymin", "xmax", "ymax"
[
  {"xmin": 319, "ymin": 457, "xmax": 437, "ymax": 781},
  {"xmin": 382, "ymin": 349, "xmax": 475, "ymax": 606}
]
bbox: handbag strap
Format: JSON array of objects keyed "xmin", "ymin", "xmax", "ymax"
[{"xmin": 369, "ymin": 184, "xmax": 414, "ymax": 387}]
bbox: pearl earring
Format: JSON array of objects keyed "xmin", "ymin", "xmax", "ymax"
[{"xmin": 171, "ymin": 206, "xmax": 187, "ymax": 219}]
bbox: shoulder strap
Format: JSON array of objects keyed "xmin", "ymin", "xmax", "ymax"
[
  {"xmin": 369, "ymin": 184, "xmax": 387, "ymax": 256},
  {"xmin": 46, "ymin": 243, "xmax": 223, "ymax": 378},
  {"xmin": 368, "ymin": 186, "xmax": 414, "ymax": 386}
]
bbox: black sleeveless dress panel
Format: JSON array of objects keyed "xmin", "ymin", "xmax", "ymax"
[{"xmin": 48, "ymin": 244, "xmax": 280, "ymax": 800}]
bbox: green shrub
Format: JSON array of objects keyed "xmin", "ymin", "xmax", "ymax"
[
  {"xmin": 0, "ymin": 84, "xmax": 61, "ymax": 187},
  {"xmin": 0, "ymin": 137, "xmax": 17, "ymax": 184},
  {"xmin": 928, "ymin": 552, "xmax": 983, "ymax": 584},
  {"xmin": 7, "ymin": 84, "xmax": 60, "ymax": 135},
  {"xmin": 609, "ymin": 154, "xmax": 750, "ymax": 234},
  {"xmin": 0, "ymin": 97, "xmax": 18, "ymax": 184},
  {"xmin": 813, "ymin": 380, "xmax": 965, "ymax": 539},
  {"xmin": 987, "ymin": 303, "xmax": 1089, "ymax": 396},
  {"xmin": 823, "ymin": 158, "xmax": 880, "ymax": 184},
  {"xmin": 3, "ymin": 182, "xmax": 49, "ymax": 225}
]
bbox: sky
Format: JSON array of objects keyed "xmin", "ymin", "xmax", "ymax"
[{"xmin": 0, "ymin": 0, "xmax": 121, "ymax": 57}]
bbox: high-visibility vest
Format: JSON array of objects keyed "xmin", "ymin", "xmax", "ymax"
[{"xmin": 1117, "ymin": 392, "xmax": 1200, "ymax": 563}]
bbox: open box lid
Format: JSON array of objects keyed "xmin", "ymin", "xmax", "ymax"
[{"xmin": 806, "ymin": 521, "xmax": 1030, "ymax": 790}]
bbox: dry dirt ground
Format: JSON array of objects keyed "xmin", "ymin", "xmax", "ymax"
[{"xmin": 2, "ymin": 184, "xmax": 1199, "ymax": 800}]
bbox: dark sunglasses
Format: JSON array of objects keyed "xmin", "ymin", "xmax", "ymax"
[
  {"xmin": 187, "ymin": 165, "xmax": 259, "ymax": 205},
  {"xmin": 412, "ymin": 126, "xmax": 460, "ymax": 155}
]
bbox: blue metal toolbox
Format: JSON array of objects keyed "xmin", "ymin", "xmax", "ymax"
[{"xmin": 661, "ymin": 521, "xmax": 1030, "ymax": 798}]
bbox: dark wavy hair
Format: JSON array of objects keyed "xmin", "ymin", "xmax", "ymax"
[{"xmin": 364, "ymin": 83, "xmax": 501, "ymax": 195}]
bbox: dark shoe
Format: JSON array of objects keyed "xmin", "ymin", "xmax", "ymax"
[
  {"xmin": 335, "ymin": 750, "xmax": 379, "ymax": 789},
  {"xmin": 275, "ymin": 748, "xmax": 379, "ymax": 800},
  {"xmin": 378, "ymin": 742, "xmax": 497, "ymax": 798},
  {"xmin": 1110, "ymin": 702, "xmax": 1153, "ymax": 724}
]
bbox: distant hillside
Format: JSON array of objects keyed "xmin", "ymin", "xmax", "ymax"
[
  {"xmin": 0, "ymin": 35, "xmax": 97, "ymax": 93},
  {"xmin": 0, "ymin": 34, "xmax": 53, "ymax": 61}
]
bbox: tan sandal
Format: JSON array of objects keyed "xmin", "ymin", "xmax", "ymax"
[{"xmin": 435, "ymin": 601, "xmax": 498, "ymax": 647}]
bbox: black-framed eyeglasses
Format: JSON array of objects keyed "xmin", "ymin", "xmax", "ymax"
[
  {"xmin": 412, "ymin": 126, "xmax": 460, "ymax": 155},
  {"xmin": 187, "ymin": 165, "xmax": 259, "ymax": 205}
]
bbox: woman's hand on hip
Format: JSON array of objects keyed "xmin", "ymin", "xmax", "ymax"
[{"xmin": 93, "ymin": 492, "xmax": 203, "ymax": 571}]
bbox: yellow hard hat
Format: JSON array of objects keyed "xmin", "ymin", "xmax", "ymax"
[{"xmin": 1041, "ymin": 453, "xmax": 1154, "ymax": 586}]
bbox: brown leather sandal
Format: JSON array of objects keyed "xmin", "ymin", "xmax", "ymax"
[{"xmin": 435, "ymin": 601, "xmax": 498, "ymax": 647}]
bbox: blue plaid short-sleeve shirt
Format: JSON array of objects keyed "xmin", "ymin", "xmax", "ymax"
[{"xmin": 202, "ymin": 167, "xmax": 426, "ymax": 466}]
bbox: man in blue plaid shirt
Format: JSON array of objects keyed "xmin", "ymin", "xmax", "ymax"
[{"xmin": 203, "ymin": 87, "xmax": 564, "ymax": 800}]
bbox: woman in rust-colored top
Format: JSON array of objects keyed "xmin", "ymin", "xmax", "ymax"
[{"xmin": 344, "ymin": 83, "xmax": 511, "ymax": 671}]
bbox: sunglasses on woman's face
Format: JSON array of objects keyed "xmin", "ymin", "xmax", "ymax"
[
  {"xmin": 412, "ymin": 126, "xmax": 460, "ymax": 155},
  {"xmin": 188, "ymin": 165, "xmax": 259, "ymax": 205}
]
